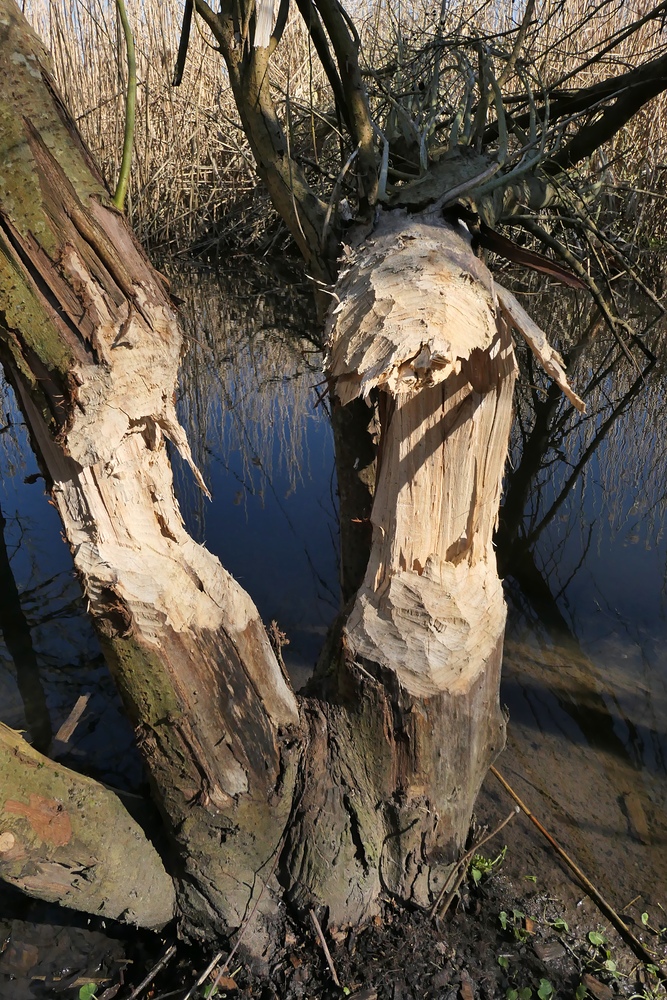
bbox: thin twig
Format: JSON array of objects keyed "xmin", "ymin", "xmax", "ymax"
[
  {"xmin": 321, "ymin": 143, "xmax": 359, "ymax": 246},
  {"xmin": 429, "ymin": 807, "xmax": 519, "ymax": 918},
  {"xmin": 181, "ymin": 950, "xmax": 224, "ymax": 1000},
  {"xmin": 309, "ymin": 908, "xmax": 341, "ymax": 987},
  {"xmin": 491, "ymin": 766, "xmax": 667, "ymax": 982},
  {"xmin": 124, "ymin": 943, "xmax": 176, "ymax": 1000}
]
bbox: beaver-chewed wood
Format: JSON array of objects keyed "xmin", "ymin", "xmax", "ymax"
[{"xmin": 279, "ymin": 209, "xmax": 580, "ymax": 926}]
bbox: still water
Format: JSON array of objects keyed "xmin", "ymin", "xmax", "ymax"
[{"xmin": 1, "ymin": 266, "xmax": 666, "ymax": 988}]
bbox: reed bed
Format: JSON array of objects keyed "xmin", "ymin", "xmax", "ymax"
[
  {"xmin": 23, "ymin": 0, "xmax": 667, "ymax": 253},
  {"xmin": 24, "ymin": 0, "xmax": 330, "ymax": 250}
]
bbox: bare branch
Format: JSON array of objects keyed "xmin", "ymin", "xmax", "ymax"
[
  {"xmin": 309, "ymin": 0, "xmax": 378, "ymax": 208},
  {"xmin": 193, "ymin": 0, "xmax": 333, "ymax": 275}
]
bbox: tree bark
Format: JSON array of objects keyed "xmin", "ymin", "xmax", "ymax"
[
  {"xmin": 0, "ymin": 0, "xmax": 300, "ymax": 957},
  {"xmin": 0, "ymin": 724, "xmax": 175, "ymax": 928}
]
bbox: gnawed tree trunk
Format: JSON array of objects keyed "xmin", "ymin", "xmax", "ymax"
[
  {"xmin": 282, "ymin": 211, "xmax": 516, "ymax": 923},
  {"xmin": 0, "ymin": 0, "xmax": 300, "ymax": 957}
]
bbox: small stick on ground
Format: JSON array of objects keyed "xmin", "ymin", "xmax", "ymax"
[
  {"xmin": 125, "ymin": 943, "xmax": 176, "ymax": 1000},
  {"xmin": 310, "ymin": 908, "xmax": 341, "ymax": 987},
  {"xmin": 429, "ymin": 807, "xmax": 519, "ymax": 918},
  {"xmin": 491, "ymin": 765, "xmax": 667, "ymax": 982}
]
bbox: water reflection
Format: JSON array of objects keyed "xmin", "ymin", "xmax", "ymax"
[
  {"xmin": 170, "ymin": 262, "xmax": 339, "ymax": 689},
  {"xmin": 497, "ymin": 290, "xmax": 667, "ymax": 906}
]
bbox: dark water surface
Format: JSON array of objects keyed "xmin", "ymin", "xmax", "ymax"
[{"xmin": 1, "ymin": 267, "xmax": 667, "ymax": 990}]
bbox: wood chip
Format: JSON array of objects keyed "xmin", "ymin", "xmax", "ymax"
[
  {"xmin": 583, "ymin": 973, "xmax": 614, "ymax": 1000},
  {"xmin": 52, "ymin": 693, "xmax": 90, "ymax": 747},
  {"xmin": 622, "ymin": 791, "xmax": 650, "ymax": 844},
  {"xmin": 534, "ymin": 940, "xmax": 566, "ymax": 962},
  {"xmin": 460, "ymin": 969, "xmax": 475, "ymax": 1000},
  {"xmin": 214, "ymin": 977, "xmax": 237, "ymax": 991}
]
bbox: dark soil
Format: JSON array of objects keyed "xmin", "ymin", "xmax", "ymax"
[
  {"xmin": 132, "ymin": 771, "xmax": 667, "ymax": 1000},
  {"xmin": 3, "ymin": 770, "xmax": 665, "ymax": 1000}
]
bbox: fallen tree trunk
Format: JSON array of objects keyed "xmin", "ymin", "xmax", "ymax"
[{"xmin": 0, "ymin": 724, "xmax": 175, "ymax": 928}]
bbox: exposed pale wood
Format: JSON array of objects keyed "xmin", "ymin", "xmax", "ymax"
[
  {"xmin": 326, "ymin": 210, "xmax": 497, "ymax": 405},
  {"xmin": 254, "ymin": 0, "xmax": 275, "ymax": 47},
  {"xmin": 327, "ymin": 210, "xmax": 516, "ymax": 698},
  {"xmin": 496, "ymin": 282, "xmax": 586, "ymax": 412},
  {"xmin": 283, "ymin": 209, "xmax": 515, "ymax": 924},
  {"xmin": 0, "ymin": 724, "xmax": 175, "ymax": 928}
]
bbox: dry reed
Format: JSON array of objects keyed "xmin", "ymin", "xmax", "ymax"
[
  {"xmin": 24, "ymin": 0, "xmax": 330, "ymax": 250},
  {"xmin": 23, "ymin": 0, "xmax": 667, "ymax": 252}
]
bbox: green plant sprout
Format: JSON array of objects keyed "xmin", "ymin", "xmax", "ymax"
[
  {"xmin": 641, "ymin": 912, "xmax": 667, "ymax": 936},
  {"xmin": 507, "ymin": 981, "xmax": 555, "ymax": 1000},
  {"xmin": 506, "ymin": 987, "xmax": 532, "ymax": 1000},
  {"xmin": 470, "ymin": 846, "xmax": 507, "ymax": 886},
  {"xmin": 499, "ymin": 908, "xmax": 533, "ymax": 942}
]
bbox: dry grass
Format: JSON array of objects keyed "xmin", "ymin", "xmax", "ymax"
[
  {"xmin": 23, "ymin": 0, "xmax": 667, "ymax": 252},
  {"xmin": 24, "ymin": 0, "xmax": 330, "ymax": 250}
]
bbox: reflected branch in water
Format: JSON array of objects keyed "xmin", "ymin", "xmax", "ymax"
[
  {"xmin": 0, "ymin": 502, "xmax": 52, "ymax": 753},
  {"xmin": 170, "ymin": 263, "xmax": 341, "ymax": 678},
  {"xmin": 525, "ymin": 352, "xmax": 653, "ymax": 547}
]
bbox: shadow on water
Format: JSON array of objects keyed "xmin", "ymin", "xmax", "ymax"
[{"xmin": 3, "ymin": 261, "xmax": 667, "ymax": 988}]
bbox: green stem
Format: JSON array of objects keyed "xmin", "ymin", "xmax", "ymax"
[{"xmin": 113, "ymin": 0, "xmax": 136, "ymax": 212}]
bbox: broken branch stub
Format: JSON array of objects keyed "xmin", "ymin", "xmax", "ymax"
[{"xmin": 495, "ymin": 282, "xmax": 586, "ymax": 413}]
